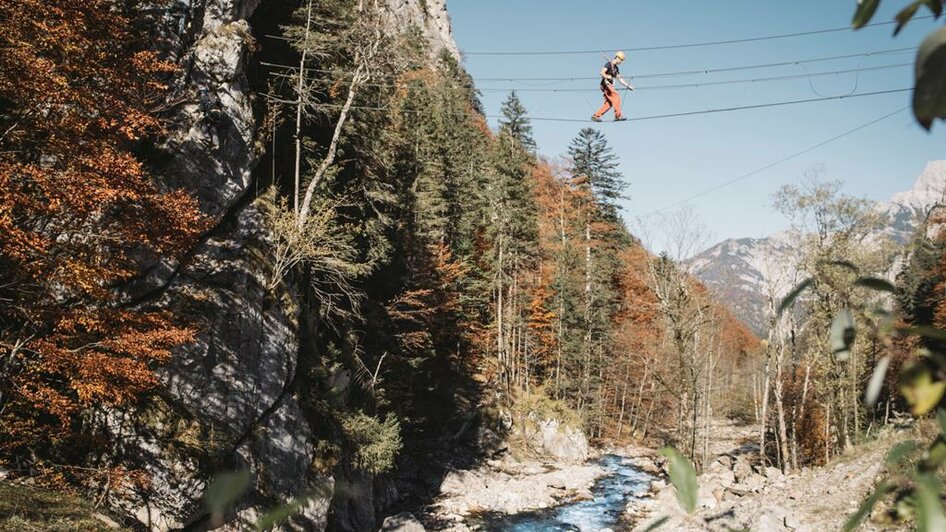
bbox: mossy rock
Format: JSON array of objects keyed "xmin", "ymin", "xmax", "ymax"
[{"xmin": 0, "ymin": 482, "xmax": 128, "ymax": 531}]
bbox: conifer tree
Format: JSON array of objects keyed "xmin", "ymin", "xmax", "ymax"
[
  {"xmin": 498, "ymin": 91, "xmax": 537, "ymax": 154},
  {"xmin": 488, "ymin": 103, "xmax": 539, "ymax": 392},
  {"xmin": 567, "ymin": 128, "xmax": 626, "ymax": 221}
]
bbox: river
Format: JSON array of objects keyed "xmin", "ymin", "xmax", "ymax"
[{"xmin": 478, "ymin": 454, "xmax": 655, "ymax": 531}]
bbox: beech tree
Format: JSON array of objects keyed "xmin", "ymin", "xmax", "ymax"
[{"xmin": 0, "ymin": 0, "xmax": 205, "ymax": 479}]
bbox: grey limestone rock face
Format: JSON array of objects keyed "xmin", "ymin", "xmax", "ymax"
[
  {"xmin": 385, "ymin": 0, "xmax": 460, "ymax": 62},
  {"xmin": 110, "ymin": 0, "xmax": 465, "ymax": 529},
  {"xmin": 113, "ymin": 196, "xmax": 330, "ymax": 530},
  {"xmin": 162, "ymin": 11, "xmax": 259, "ymax": 219},
  {"xmin": 109, "ymin": 0, "xmax": 330, "ymax": 529}
]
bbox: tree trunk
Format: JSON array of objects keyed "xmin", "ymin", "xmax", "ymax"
[
  {"xmin": 293, "ymin": 0, "xmax": 313, "ymax": 215},
  {"xmin": 297, "ymin": 62, "xmax": 364, "ymax": 227},
  {"xmin": 617, "ymin": 361, "xmax": 630, "ymax": 439},
  {"xmin": 774, "ymin": 367, "xmax": 790, "ymax": 473},
  {"xmin": 497, "ymin": 238, "xmax": 505, "ymax": 393},
  {"xmin": 759, "ymin": 347, "xmax": 772, "ymax": 467}
]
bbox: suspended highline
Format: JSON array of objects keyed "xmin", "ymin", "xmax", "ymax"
[
  {"xmin": 642, "ymin": 106, "xmax": 910, "ymax": 215},
  {"xmin": 267, "ymin": 62, "xmax": 910, "ymax": 93},
  {"xmin": 462, "ymin": 16, "xmax": 934, "ymax": 56},
  {"xmin": 258, "ymin": 46, "xmax": 913, "ymax": 82},
  {"xmin": 481, "ymin": 63, "xmax": 910, "ymax": 92},
  {"xmin": 483, "ymin": 88, "xmax": 911, "ymax": 123},
  {"xmin": 272, "ymin": 87, "xmax": 910, "ymax": 126}
]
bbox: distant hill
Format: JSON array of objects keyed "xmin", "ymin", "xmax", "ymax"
[{"xmin": 686, "ymin": 161, "xmax": 946, "ymax": 337}]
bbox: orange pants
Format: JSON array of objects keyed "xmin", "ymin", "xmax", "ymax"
[{"xmin": 593, "ymin": 84, "xmax": 622, "ymax": 119}]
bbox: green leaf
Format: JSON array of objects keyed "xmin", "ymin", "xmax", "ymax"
[
  {"xmin": 778, "ymin": 278, "xmax": 813, "ymax": 317},
  {"xmin": 915, "ymin": 474, "xmax": 946, "ymax": 532},
  {"xmin": 831, "ymin": 309, "xmax": 856, "ymax": 362},
  {"xmin": 256, "ymin": 496, "xmax": 313, "ymax": 531},
  {"xmin": 855, "ymin": 277, "xmax": 897, "ymax": 293},
  {"xmin": 254, "ymin": 482, "xmax": 332, "ymax": 531},
  {"xmin": 895, "ymin": 2, "xmax": 924, "ymax": 35},
  {"xmin": 874, "ymin": 308, "xmax": 896, "ymax": 336},
  {"xmin": 897, "ymin": 325, "xmax": 946, "ymax": 341},
  {"xmin": 205, "ymin": 469, "xmax": 252, "ymax": 519},
  {"xmin": 842, "ymin": 482, "xmax": 893, "ymax": 532},
  {"xmin": 900, "ymin": 362, "xmax": 946, "ymax": 416},
  {"xmin": 853, "ymin": 0, "xmax": 881, "ymax": 29},
  {"xmin": 927, "ymin": 0, "xmax": 945, "ymax": 18},
  {"xmin": 641, "ymin": 515, "xmax": 670, "ymax": 532},
  {"xmin": 922, "ymin": 438, "xmax": 946, "ymax": 472},
  {"xmin": 865, "ymin": 355, "xmax": 891, "ymax": 407},
  {"xmin": 659, "ymin": 447, "xmax": 698, "ymax": 513},
  {"xmin": 913, "ymin": 26, "xmax": 946, "ymax": 130},
  {"xmin": 886, "ymin": 440, "xmax": 919, "ymax": 465},
  {"xmin": 938, "ymin": 408, "xmax": 946, "ymax": 434},
  {"xmin": 822, "ymin": 259, "xmax": 860, "ymax": 272}
]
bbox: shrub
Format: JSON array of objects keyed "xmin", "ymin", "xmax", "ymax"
[{"xmin": 341, "ymin": 412, "xmax": 402, "ymax": 475}]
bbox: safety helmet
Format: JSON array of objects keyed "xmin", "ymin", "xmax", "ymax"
[{"xmin": 615, "ymin": 51, "xmax": 626, "ymax": 61}]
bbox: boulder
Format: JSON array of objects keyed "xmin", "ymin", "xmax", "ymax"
[
  {"xmin": 754, "ymin": 506, "xmax": 792, "ymax": 532},
  {"xmin": 713, "ymin": 454, "xmax": 735, "ymax": 470},
  {"xmin": 733, "ymin": 458, "xmax": 754, "ymax": 483},
  {"xmin": 380, "ymin": 512, "xmax": 426, "ymax": 532},
  {"xmin": 523, "ymin": 418, "xmax": 589, "ymax": 464}
]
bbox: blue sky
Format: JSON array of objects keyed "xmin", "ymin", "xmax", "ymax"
[{"xmin": 447, "ymin": 1, "xmax": 946, "ymax": 253}]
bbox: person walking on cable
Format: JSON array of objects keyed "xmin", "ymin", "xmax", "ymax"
[{"xmin": 592, "ymin": 51, "xmax": 634, "ymax": 122}]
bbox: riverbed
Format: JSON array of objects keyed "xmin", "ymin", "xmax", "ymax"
[{"xmin": 476, "ymin": 454, "xmax": 655, "ymax": 531}]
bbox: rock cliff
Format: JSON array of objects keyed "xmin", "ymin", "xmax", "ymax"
[{"xmin": 111, "ymin": 0, "xmax": 462, "ymax": 529}]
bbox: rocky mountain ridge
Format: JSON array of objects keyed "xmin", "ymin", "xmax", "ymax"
[{"xmin": 687, "ymin": 161, "xmax": 946, "ymax": 336}]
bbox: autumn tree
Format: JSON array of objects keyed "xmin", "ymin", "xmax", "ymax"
[
  {"xmin": 0, "ymin": 0, "xmax": 205, "ymax": 481},
  {"xmin": 772, "ymin": 172, "xmax": 891, "ymax": 460}
]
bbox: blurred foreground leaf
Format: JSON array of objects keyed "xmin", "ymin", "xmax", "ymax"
[{"xmin": 660, "ymin": 447, "xmax": 698, "ymax": 513}]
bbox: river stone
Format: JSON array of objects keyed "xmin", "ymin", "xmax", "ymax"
[
  {"xmin": 379, "ymin": 512, "xmax": 425, "ymax": 532},
  {"xmin": 756, "ymin": 507, "xmax": 791, "ymax": 531},
  {"xmin": 440, "ymin": 470, "xmax": 487, "ymax": 494},
  {"xmin": 714, "ymin": 454, "xmax": 735, "ymax": 470},
  {"xmin": 733, "ymin": 458, "xmax": 754, "ymax": 483},
  {"xmin": 784, "ymin": 512, "xmax": 803, "ymax": 531},
  {"xmin": 698, "ymin": 487, "xmax": 718, "ymax": 509}
]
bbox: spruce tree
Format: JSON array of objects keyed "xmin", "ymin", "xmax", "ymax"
[
  {"xmin": 498, "ymin": 91, "xmax": 537, "ymax": 155},
  {"xmin": 488, "ymin": 111, "xmax": 539, "ymax": 392},
  {"xmin": 567, "ymin": 128, "xmax": 626, "ymax": 221}
]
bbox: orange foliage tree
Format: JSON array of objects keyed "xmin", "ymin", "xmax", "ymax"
[{"xmin": 0, "ymin": 0, "xmax": 205, "ymax": 477}]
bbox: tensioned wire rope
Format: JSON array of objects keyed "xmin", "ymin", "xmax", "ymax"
[
  {"xmin": 270, "ymin": 87, "xmax": 911, "ymax": 122},
  {"xmin": 460, "ymin": 16, "xmax": 935, "ymax": 55},
  {"xmin": 262, "ymin": 16, "xmax": 932, "ymax": 58},
  {"xmin": 257, "ymin": 47, "xmax": 915, "ymax": 83},
  {"xmin": 488, "ymin": 88, "xmax": 911, "ymax": 123},
  {"xmin": 640, "ymin": 105, "xmax": 911, "ymax": 215},
  {"xmin": 266, "ymin": 62, "xmax": 912, "ymax": 93}
]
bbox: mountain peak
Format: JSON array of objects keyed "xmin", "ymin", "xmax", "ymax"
[
  {"xmin": 689, "ymin": 161, "xmax": 946, "ymax": 336},
  {"xmin": 889, "ymin": 160, "xmax": 946, "ymax": 211}
]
